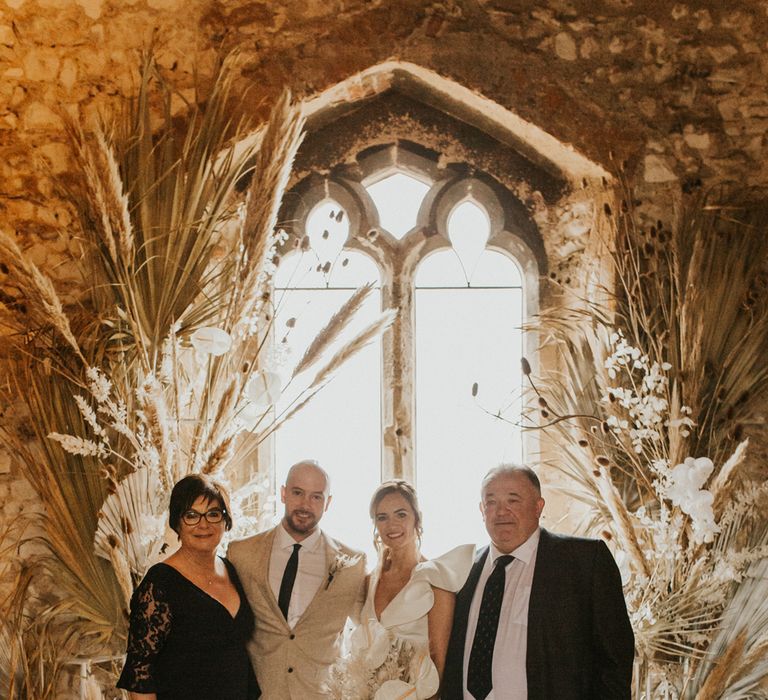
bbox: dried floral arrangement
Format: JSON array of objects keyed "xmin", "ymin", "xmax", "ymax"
[
  {"xmin": 524, "ymin": 188, "xmax": 768, "ymax": 698},
  {"xmin": 325, "ymin": 634, "xmax": 436, "ymax": 700},
  {"xmin": 0, "ymin": 53, "xmax": 391, "ymax": 698}
]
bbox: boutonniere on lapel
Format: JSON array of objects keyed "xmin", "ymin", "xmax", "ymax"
[{"xmin": 325, "ymin": 553, "xmax": 361, "ymax": 590}]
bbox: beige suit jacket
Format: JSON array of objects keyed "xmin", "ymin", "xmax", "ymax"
[{"xmin": 228, "ymin": 526, "xmax": 366, "ymax": 700}]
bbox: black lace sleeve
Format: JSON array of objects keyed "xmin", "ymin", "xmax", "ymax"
[{"xmin": 117, "ymin": 571, "xmax": 173, "ymax": 693}]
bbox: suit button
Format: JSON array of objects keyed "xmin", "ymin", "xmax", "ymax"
[
  {"xmin": 288, "ymin": 667, "xmax": 293, "ymax": 673},
  {"xmin": 290, "ymin": 634, "xmax": 295, "ymax": 640}
]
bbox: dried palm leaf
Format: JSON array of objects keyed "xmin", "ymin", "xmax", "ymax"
[
  {"xmin": 94, "ymin": 466, "xmax": 167, "ymax": 584},
  {"xmin": 689, "ymin": 555, "xmax": 768, "ymax": 698},
  {"xmin": 0, "ymin": 230, "xmax": 84, "ymax": 363}
]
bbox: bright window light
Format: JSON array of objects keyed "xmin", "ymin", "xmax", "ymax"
[
  {"xmin": 273, "ymin": 203, "xmax": 382, "ymax": 558},
  {"xmin": 365, "ymin": 172, "xmax": 430, "ymax": 239},
  {"xmin": 414, "ymin": 249, "xmax": 524, "ymax": 558},
  {"xmin": 447, "ymin": 200, "xmax": 490, "ymax": 284}
]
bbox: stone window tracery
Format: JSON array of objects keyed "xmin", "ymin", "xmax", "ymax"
[{"xmin": 268, "ymin": 141, "xmax": 542, "ymax": 556}]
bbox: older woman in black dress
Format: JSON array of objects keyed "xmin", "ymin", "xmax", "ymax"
[{"xmin": 117, "ymin": 474, "xmax": 259, "ymax": 700}]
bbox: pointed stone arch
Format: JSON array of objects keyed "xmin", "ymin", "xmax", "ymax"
[{"xmin": 301, "ymin": 60, "xmax": 612, "ymax": 187}]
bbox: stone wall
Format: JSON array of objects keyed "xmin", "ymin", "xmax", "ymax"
[{"xmin": 2, "ymin": 0, "xmax": 766, "ymax": 294}]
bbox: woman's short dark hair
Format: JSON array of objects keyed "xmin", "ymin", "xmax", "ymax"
[
  {"xmin": 369, "ymin": 479, "xmax": 423, "ymax": 546},
  {"xmin": 168, "ymin": 474, "xmax": 233, "ymax": 534}
]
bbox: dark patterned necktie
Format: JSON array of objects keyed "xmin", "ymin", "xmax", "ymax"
[
  {"xmin": 467, "ymin": 554, "xmax": 514, "ymax": 700},
  {"xmin": 278, "ymin": 543, "xmax": 301, "ymax": 619}
]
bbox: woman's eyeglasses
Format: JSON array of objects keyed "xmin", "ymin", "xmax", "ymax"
[{"xmin": 181, "ymin": 508, "xmax": 226, "ymax": 526}]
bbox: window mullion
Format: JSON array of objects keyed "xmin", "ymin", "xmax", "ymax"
[{"xmin": 380, "ymin": 252, "xmax": 416, "ymax": 484}]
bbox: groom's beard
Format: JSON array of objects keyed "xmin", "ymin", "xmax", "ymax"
[{"xmin": 285, "ymin": 508, "xmax": 319, "ymax": 534}]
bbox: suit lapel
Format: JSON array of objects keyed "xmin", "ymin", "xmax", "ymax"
[
  {"xmin": 445, "ymin": 546, "xmax": 489, "ymax": 698},
  {"xmin": 456, "ymin": 546, "xmax": 489, "ymax": 630},
  {"xmin": 256, "ymin": 527, "xmax": 289, "ymax": 627}
]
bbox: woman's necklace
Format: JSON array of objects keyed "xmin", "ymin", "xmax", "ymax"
[{"xmin": 181, "ymin": 550, "xmax": 217, "ymax": 587}]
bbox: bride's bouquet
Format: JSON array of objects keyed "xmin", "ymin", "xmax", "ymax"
[{"xmin": 324, "ymin": 627, "xmax": 437, "ymax": 700}]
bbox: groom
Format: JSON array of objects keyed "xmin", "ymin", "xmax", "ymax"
[
  {"xmin": 444, "ymin": 464, "xmax": 634, "ymax": 700},
  {"xmin": 228, "ymin": 460, "xmax": 366, "ymax": 699}
]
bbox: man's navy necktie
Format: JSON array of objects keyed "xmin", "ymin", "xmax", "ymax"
[
  {"xmin": 467, "ymin": 554, "xmax": 515, "ymax": 700},
  {"xmin": 278, "ymin": 543, "xmax": 301, "ymax": 620}
]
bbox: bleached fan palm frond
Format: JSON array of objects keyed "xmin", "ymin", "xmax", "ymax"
[
  {"xmin": 689, "ymin": 555, "xmax": 768, "ymax": 699},
  {"xmin": 94, "ymin": 467, "xmax": 168, "ymax": 586}
]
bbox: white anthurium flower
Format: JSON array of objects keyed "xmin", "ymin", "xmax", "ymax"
[
  {"xmin": 236, "ymin": 400, "xmax": 266, "ymax": 432},
  {"xmin": 687, "ymin": 489, "xmax": 718, "ymax": 543},
  {"xmin": 190, "ymin": 327, "xmax": 232, "ymax": 356},
  {"xmin": 363, "ymin": 621, "xmax": 393, "ymax": 669},
  {"xmin": 375, "ymin": 680, "xmax": 414, "ymax": 700},
  {"xmin": 246, "ymin": 370, "xmax": 281, "ymax": 409},
  {"xmin": 613, "ymin": 549, "xmax": 632, "ymax": 586},
  {"xmin": 412, "ymin": 649, "xmax": 440, "ymax": 698}
]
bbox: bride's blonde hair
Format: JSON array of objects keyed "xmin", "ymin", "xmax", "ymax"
[{"xmin": 369, "ymin": 479, "xmax": 423, "ymax": 553}]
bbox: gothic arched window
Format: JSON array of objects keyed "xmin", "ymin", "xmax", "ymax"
[{"xmin": 271, "ymin": 141, "xmax": 542, "ymax": 556}]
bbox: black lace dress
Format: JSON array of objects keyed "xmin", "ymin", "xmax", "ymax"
[{"xmin": 117, "ymin": 558, "xmax": 259, "ymax": 699}]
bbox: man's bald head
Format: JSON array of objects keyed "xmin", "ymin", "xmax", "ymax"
[
  {"xmin": 285, "ymin": 460, "xmax": 331, "ymax": 496},
  {"xmin": 281, "ymin": 460, "xmax": 332, "ymax": 541}
]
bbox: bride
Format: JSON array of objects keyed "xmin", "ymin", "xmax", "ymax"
[{"xmin": 327, "ymin": 480, "xmax": 474, "ymax": 700}]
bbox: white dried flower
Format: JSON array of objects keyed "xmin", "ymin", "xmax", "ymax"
[
  {"xmin": 48, "ymin": 432, "xmax": 107, "ymax": 458},
  {"xmin": 86, "ymin": 366, "xmax": 112, "ymax": 403},
  {"xmin": 665, "ymin": 457, "xmax": 719, "ymax": 544}
]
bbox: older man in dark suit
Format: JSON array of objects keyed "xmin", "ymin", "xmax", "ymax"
[{"xmin": 444, "ymin": 464, "xmax": 634, "ymax": 700}]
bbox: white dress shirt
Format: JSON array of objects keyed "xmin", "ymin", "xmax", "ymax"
[
  {"xmin": 269, "ymin": 524, "xmax": 327, "ymax": 629},
  {"xmin": 463, "ymin": 528, "xmax": 541, "ymax": 700}
]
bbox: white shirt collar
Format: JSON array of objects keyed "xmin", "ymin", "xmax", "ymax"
[
  {"xmin": 277, "ymin": 521, "xmax": 324, "ymax": 553},
  {"xmin": 489, "ymin": 527, "xmax": 540, "ymax": 567}
]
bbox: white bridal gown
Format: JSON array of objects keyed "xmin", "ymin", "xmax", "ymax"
[{"xmin": 349, "ymin": 544, "xmax": 475, "ymax": 700}]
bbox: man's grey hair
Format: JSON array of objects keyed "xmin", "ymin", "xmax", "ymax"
[
  {"xmin": 285, "ymin": 459, "xmax": 332, "ymax": 495},
  {"xmin": 481, "ymin": 463, "xmax": 541, "ymax": 496}
]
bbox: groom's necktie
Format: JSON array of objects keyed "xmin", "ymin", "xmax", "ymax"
[
  {"xmin": 467, "ymin": 554, "xmax": 514, "ymax": 700},
  {"xmin": 278, "ymin": 543, "xmax": 301, "ymax": 620}
]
